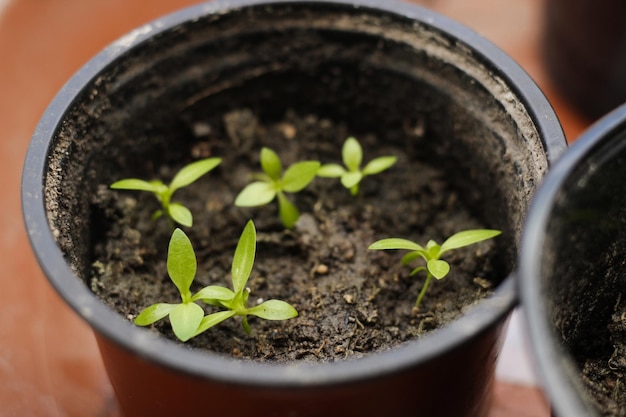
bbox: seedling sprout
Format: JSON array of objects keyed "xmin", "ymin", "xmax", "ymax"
[
  {"xmin": 111, "ymin": 157, "xmax": 221, "ymax": 227},
  {"xmin": 234, "ymin": 147, "xmax": 320, "ymax": 228},
  {"xmin": 317, "ymin": 137, "xmax": 397, "ymax": 196},
  {"xmin": 369, "ymin": 229, "xmax": 501, "ymax": 310},
  {"xmin": 134, "ymin": 221, "xmax": 298, "ymax": 341}
]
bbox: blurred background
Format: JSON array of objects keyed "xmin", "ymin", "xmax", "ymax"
[{"xmin": 0, "ymin": 0, "xmax": 604, "ymax": 416}]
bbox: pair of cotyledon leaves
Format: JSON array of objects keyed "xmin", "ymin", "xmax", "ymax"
[
  {"xmin": 369, "ymin": 229, "xmax": 501, "ymax": 308},
  {"xmin": 370, "ymin": 229, "xmax": 502, "ymax": 280},
  {"xmin": 110, "ymin": 157, "xmax": 222, "ymax": 228},
  {"xmin": 317, "ymin": 137, "xmax": 397, "ymax": 196},
  {"xmin": 234, "ymin": 148, "xmax": 320, "ymax": 229}
]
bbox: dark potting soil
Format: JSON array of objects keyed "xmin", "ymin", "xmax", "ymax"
[
  {"xmin": 89, "ymin": 109, "xmax": 498, "ymax": 363},
  {"xmin": 581, "ymin": 298, "xmax": 626, "ymax": 416}
]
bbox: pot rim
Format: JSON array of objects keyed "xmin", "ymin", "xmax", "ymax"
[
  {"xmin": 22, "ymin": 0, "xmax": 565, "ymax": 387},
  {"xmin": 520, "ymin": 103, "xmax": 626, "ymax": 417}
]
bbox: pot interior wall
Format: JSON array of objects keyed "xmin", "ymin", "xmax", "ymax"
[
  {"xmin": 541, "ymin": 125, "xmax": 626, "ymax": 411},
  {"xmin": 45, "ymin": 3, "xmax": 547, "ymax": 287}
]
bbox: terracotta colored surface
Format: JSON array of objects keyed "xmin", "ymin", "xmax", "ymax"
[{"xmin": 0, "ymin": 0, "xmax": 587, "ymax": 415}]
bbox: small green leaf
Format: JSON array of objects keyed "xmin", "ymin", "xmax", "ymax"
[
  {"xmin": 369, "ymin": 238, "xmax": 424, "ymax": 251},
  {"xmin": 362, "ymin": 156, "xmax": 397, "ymax": 176},
  {"xmin": 282, "ymin": 161, "xmax": 321, "ymax": 192},
  {"xmin": 401, "ymin": 251, "xmax": 422, "ymax": 265},
  {"xmin": 439, "ymin": 229, "xmax": 501, "ymax": 254},
  {"xmin": 427, "ymin": 259, "xmax": 450, "ymax": 279},
  {"xmin": 234, "ymin": 182, "xmax": 276, "ymax": 207},
  {"xmin": 317, "ymin": 164, "xmax": 346, "ymax": 178},
  {"xmin": 167, "ymin": 229, "xmax": 197, "ymax": 301},
  {"xmin": 152, "ymin": 210, "xmax": 164, "ymax": 222},
  {"xmin": 242, "ymin": 287, "xmax": 251, "ymax": 305},
  {"xmin": 194, "ymin": 310, "xmax": 237, "ymax": 336},
  {"xmin": 260, "ymin": 147, "xmax": 282, "ymax": 181},
  {"xmin": 277, "ymin": 192, "xmax": 300, "ymax": 228},
  {"xmin": 231, "ymin": 220, "xmax": 256, "ymax": 295},
  {"xmin": 149, "ymin": 179, "xmax": 168, "ymax": 188},
  {"xmin": 192, "ymin": 285, "xmax": 235, "ymax": 303},
  {"xmin": 247, "ymin": 299, "xmax": 298, "ymax": 320},
  {"xmin": 169, "ymin": 302, "xmax": 205, "ymax": 342},
  {"xmin": 426, "ymin": 243, "xmax": 441, "ymax": 260},
  {"xmin": 134, "ymin": 303, "xmax": 177, "ymax": 326},
  {"xmin": 341, "ymin": 171, "xmax": 363, "ymax": 189},
  {"xmin": 169, "ymin": 158, "xmax": 221, "ymax": 191},
  {"xmin": 342, "ymin": 137, "xmax": 362, "ymax": 172},
  {"xmin": 110, "ymin": 178, "xmax": 163, "ymax": 192},
  {"xmin": 168, "ymin": 203, "xmax": 193, "ymax": 227}
]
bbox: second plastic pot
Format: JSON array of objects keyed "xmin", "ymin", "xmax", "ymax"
[{"xmin": 521, "ymin": 103, "xmax": 626, "ymax": 417}]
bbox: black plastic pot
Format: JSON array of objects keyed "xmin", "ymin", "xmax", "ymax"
[
  {"xmin": 22, "ymin": 1, "xmax": 566, "ymax": 416},
  {"xmin": 543, "ymin": 0, "xmax": 626, "ymax": 120},
  {"xmin": 520, "ymin": 103, "xmax": 626, "ymax": 417}
]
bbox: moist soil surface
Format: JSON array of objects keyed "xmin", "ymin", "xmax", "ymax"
[
  {"xmin": 581, "ymin": 298, "xmax": 626, "ymax": 416},
  {"xmin": 89, "ymin": 109, "xmax": 498, "ymax": 363}
]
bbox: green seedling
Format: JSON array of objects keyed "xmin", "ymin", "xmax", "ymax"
[
  {"xmin": 317, "ymin": 136, "xmax": 397, "ymax": 196},
  {"xmin": 193, "ymin": 219, "xmax": 298, "ymax": 334},
  {"xmin": 134, "ymin": 221, "xmax": 298, "ymax": 341},
  {"xmin": 110, "ymin": 157, "xmax": 221, "ymax": 227},
  {"xmin": 234, "ymin": 147, "xmax": 320, "ymax": 228},
  {"xmin": 369, "ymin": 229, "xmax": 501, "ymax": 310},
  {"xmin": 134, "ymin": 227, "xmax": 223, "ymax": 342}
]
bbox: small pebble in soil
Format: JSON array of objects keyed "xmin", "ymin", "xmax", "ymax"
[
  {"xmin": 313, "ymin": 264, "xmax": 329, "ymax": 276},
  {"xmin": 473, "ymin": 277, "xmax": 492, "ymax": 289}
]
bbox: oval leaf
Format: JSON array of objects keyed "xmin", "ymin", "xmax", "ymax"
[
  {"xmin": 110, "ymin": 178, "xmax": 163, "ymax": 192},
  {"xmin": 277, "ymin": 192, "xmax": 300, "ymax": 229},
  {"xmin": 342, "ymin": 137, "xmax": 362, "ymax": 171},
  {"xmin": 426, "ymin": 240, "xmax": 438, "ymax": 249},
  {"xmin": 169, "ymin": 158, "xmax": 221, "ymax": 191},
  {"xmin": 260, "ymin": 147, "xmax": 282, "ymax": 180},
  {"xmin": 234, "ymin": 182, "xmax": 276, "ymax": 207},
  {"xmin": 426, "ymin": 243, "xmax": 441, "ymax": 260},
  {"xmin": 134, "ymin": 303, "xmax": 177, "ymax": 326},
  {"xmin": 194, "ymin": 310, "xmax": 237, "ymax": 336},
  {"xmin": 439, "ymin": 229, "xmax": 502, "ymax": 254},
  {"xmin": 317, "ymin": 164, "xmax": 346, "ymax": 178},
  {"xmin": 427, "ymin": 259, "xmax": 450, "ymax": 279},
  {"xmin": 192, "ymin": 285, "xmax": 235, "ymax": 303},
  {"xmin": 167, "ymin": 229, "xmax": 197, "ymax": 300},
  {"xmin": 340, "ymin": 171, "xmax": 363, "ymax": 189},
  {"xmin": 168, "ymin": 202, "xmax": 193, "ymax": 227},
  {"xmin": 401, "ymin": 251, "xmax": 422, "ymax": 265},
  {"xmin": 151, "ymin": 209, "xmax": 164, "ymax": 222},
  {"xmin": 169, "ymin": 303, "xmax": 205, "ymax": 342},
  {"xmin": 231, "ymin": 220, "xmax": 256, "ymax": 295},
  {"xmin": 362, "ymin": 156, "xmax": 397, "ymax": 176},
  {"xmin": 247, "ymin": 299, "xmax": 298, "ymax": 320},
  {"xmin": 282, "ymin": 161, "xmax": 321, "ymax": 192},
  {"xmin": 369, "ymin": 238, "xmax": 423, "ymax": 251}
]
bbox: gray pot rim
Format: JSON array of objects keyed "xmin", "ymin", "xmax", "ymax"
[
  {"xmin": 22, "ymin": 0, "xmax": 565, "ymax": 388},
  {"xmin": 520, "ymin": 103, "xmax": 626, "ymax": 417}
]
